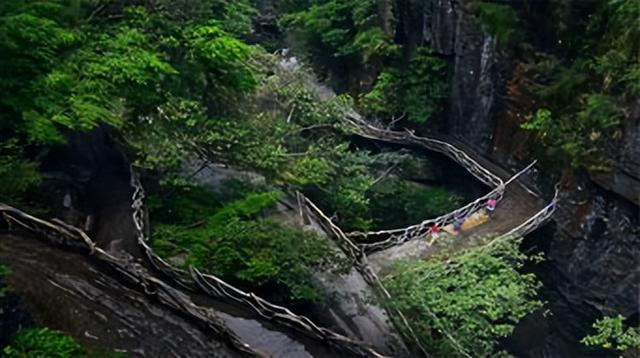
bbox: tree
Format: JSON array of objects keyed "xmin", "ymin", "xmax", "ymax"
[
  {"xmin": 151, "ymin": 188, "xmax": 348, "ymax": 303},
  {"xmin": 521, "ymin": 0, "xmax": 638, "ymax": 171},
  {"xmin": 281, "ymin": 0, "xmax": 396, "ymax": 91},
  {"xmin": 382, "ymin": 239, "xmax": 543, "ymax": 357},
  {"xmin": 361, "ymin": 47, "xmax": 449, "ymax": 123},
  {"xmin": 581, "ymin": 315, "xmax": 640, "ymax": 354}
]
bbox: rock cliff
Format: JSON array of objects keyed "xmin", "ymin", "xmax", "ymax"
[{"xmin": 416, "ymin": 0, "xmax": 639, "ymax": 356}]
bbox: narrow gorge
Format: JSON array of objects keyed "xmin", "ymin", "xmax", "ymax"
[{"xmin": 1, "ymin": 0, "xmax": 638, "ymax": 357}]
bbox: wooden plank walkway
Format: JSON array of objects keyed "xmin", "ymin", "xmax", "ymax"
[
  {"xmin": 340, "ymin": 116, "xmax": 550, "ymax": 276},
  {"xmin": 367, "ymin": 179, "xmax": 545, "ymax": 276}
]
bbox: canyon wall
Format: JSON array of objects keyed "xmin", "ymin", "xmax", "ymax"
[{"xmin": 409, "ymin": 0, "xmax": 639, "ymax": 356}]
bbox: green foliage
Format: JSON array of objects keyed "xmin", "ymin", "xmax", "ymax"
[
  {"xmin": 285, "ymin": 156, "xmax": 334, "ymax": 186},
  {"xmin": 0, "ymin": 0, "xmax": 259, "ymax": 156},
  {"xmin": 208, "ymin": 0, "xmax": 257, "ymax": 36},
  {"xmin": 147, "ymin": 177, "xmax": 270, "ymax": 225},
  {"xmin": 149, "ymin": 184, "xmax": 224, "ymax": 225},
  {"xmin": 152, "ymin": 189, "xmax": 346, "ymax": 302},
  {"xmin": 382, "ymin": 239, "xmax": 543, "ymax": 357},
  {"xmin": 361, "ymin": 47, "xmax": 449, "ymax": 123},
  {"xmin": 281, "ymin": 0, "xmax": 395, "ymax": 88},
  {"xmin": 0, "ymin": 141, "xmax": 41, "ymax": 204},
  {"xmin": 523, "ymin": 96, "xmax": 622, "ymax": 170},
  {"xmin": 127, "ymin": 58, "xmax": 390, "ymax": 233},
  {"xmin": 125, "ymin": 98, "xmax": 210, "ymax": 172},
  {"xmin": 273, "ymin": 0, "xmax": 314, "ymax": 13},
  {"xmin": 3, "ymin": 328, "xmax": 86, "ymax": 358},
  {"xmin": 470, "ymin": 1, "xmax": 521, "ymax": 44},
  {"xmin": 581, "ymin": 315, "xmax": 640, "ymax": 352},
  {"xmin": 368, "ymin": 179, "xmax": 462, "ymax": 229},
  {"xmin": 207, "ymin": 191, "xmax": 282, "ymax": 226},
  {"xmin": 521, "ymin": 0, "xmax": 637, "ymax": 171},
  {"xmin": 318, "ymin": 148, "xmax": 375, "ymax": 230},
  {"xmin": 25, "ymin": 25, "xmax": 176, "ymax": 144},
  {"xmin": 0, "ymin": 3, "xmax": 182, "ymax": 145},
  {"xmin": 184, "ymin": 23, "xmax": 256, "ymax": 93},
  {"xmin": 279, "ymin": 0, "xmax": 449, "ymax": 124},
  {"xmin": 0, "ymin": 1, "xmax": 79, "ymax": 143}
]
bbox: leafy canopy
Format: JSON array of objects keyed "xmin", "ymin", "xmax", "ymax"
[
  {"xmin": 151, "ymin": 187, "xmax": 346, "ymax": 303},
  {"xmin": 521, "ymin": 0, "xmax": 638, "ymax": 171},
  {"xmin": 382, "ymin": 239, "xmax": 543, "ymax": 357},
  {"xmin": 581, "ymin": 315, "xmax": 640, "ymax": 353}
]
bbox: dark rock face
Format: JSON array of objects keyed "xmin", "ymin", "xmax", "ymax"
[
  {"xmin": 417, "ymin": 0, "xmax": 640, "ymax": 355},
  {"xmin": 0, "ymin": 276, "xmax": 34, "ymax": 347},
  {"xmin": 620, "ymin": 101, "xmax": 640, "ymax": 183},
  {"xmin": 532, "ymin": 174, "xmax": 640, "ymax": 356},
  {"xmin": 591, "ymin": 100, "xmax": 640, "ymax": 206},
  {"xmin": 39, "ymin": 128, "xmax": 140, "ymax": 258},
  {"xmin": 554, "ymin": 178, "xmax": 639, "ymax": 320},
  {"xmin": 423, "ymin": 0, "xmax": 501, "ymax": 152}
]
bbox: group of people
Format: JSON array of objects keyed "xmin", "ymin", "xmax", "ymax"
[{"xmin": 428, "ymin": 197, "xmax": 498, "ymax": 241}]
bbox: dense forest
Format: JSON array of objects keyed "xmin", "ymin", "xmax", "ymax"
[{"xmin": 0, "ymin": 0, "xmax": 638, "ymax": 357}]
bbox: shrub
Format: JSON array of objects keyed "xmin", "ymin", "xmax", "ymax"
[
  {"xmin": 152, "ymin": 190, "xmax": 346, "ymax": 302},
  {"xmin": 0, "ymin": 141, "xmax": 41, "ymax": 205},
  {"xmin": 382, "ymin": 239, "xmax": 543, "ymax": 357},
  {"xmin": 3, "ymin": 328, "xmax": 85, "ymax": 358},
  {"xmin": 368, "ymin": 178, "xmax": 462, "ymax": 229},
  {"xmin": 581, "ymin": 315, "xmax": 640, "ymax": 353}
]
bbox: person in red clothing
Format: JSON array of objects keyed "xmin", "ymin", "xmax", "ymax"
[
  {"xmin": 431, "ymin": 223, "xmax": 441, "ymax": 239},
  {"xmin": 428, "ymin": 223, "xmax": 442, "ymax": 244}
]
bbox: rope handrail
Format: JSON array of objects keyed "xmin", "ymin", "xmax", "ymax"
[
  {"xmin": 340, "ymin": 117, "xmax": 556, "ymax": 253},
  {"xmin": 341, "ymin": 116, "xmax": 505, "ymax": 249},
  {"xmin": 353, "ymin": 187, "xmax": 503, "ymax": 253},
  {"xmin": 487, "ymin": 184, "xmax": 561, "ymax": 246},
  {"xmin": 344, "ymin": 115, "xmax": 504, "ymax": 188},
  {"xmin": 127, "ymin": 117, "xmax": 558, "ymax": 357},
  {"xmin": 315, "ymin": 116, "xmax": 558, "ymax": 357},
  {"xmin": 300, "ymin": 194, "xmax": 428, "ymax": 357},
  {"xmin": 129, "ymin": 169, "xmax": 389, "ymax": 358},
  {"xmin": 0, "ymin": 203, "xmax": 260, "ymax": 357}
]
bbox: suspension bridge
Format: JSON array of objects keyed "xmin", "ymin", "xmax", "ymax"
[
  {"xmin": 337, "ymin": 115, "xmax": 560, "ymax": 275},
  {"xmin": 0, "ymin": 116, "xmax": 560, "ymax": 357}
]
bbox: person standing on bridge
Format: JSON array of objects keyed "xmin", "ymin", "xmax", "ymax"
[
  {"xmin": 430, "ymin": 223, "xmax": 441, "ymax": 239},
  {"xmin": 453, "ymin": 216, "xmax": 464, "ymax": 234},
  {"xmin": 486, "ymin": 197, "xmax": 497, "ymax": 217}
]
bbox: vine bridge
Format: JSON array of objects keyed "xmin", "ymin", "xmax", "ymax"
[
  {"xmin": 0, "ymin": 117, "xmax": 560, "ymax": 357},
  {"xmin": 332, "ymin": 115, "xmax": 560, "ymax": 275}
]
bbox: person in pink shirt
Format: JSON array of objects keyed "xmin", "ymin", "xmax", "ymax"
[{"xmin": 486, "ymin": 198, "xmax": 497, "ymax": 217}]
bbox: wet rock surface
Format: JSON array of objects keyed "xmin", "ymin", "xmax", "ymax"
[
  {"xmin": 40, "ymin": 128, "xmax": 141, "ymax": 258},
  {"xmin": 418, "ymin": 1, "xmax": 640, "ymax": 356},
  {"xmin": 525, "ymin": 175, "xmax": 640, "ymax": 357},
  {"xmin": 0, "ymin": 234, "xmax": 238, "ymax": 357},
  {"xmin": 2, "ymin": 131, "xmax": 342, "ymax": 357},
  {"xmin": 420, "ymin": 0, "xmax": 502, "ymax": 152},
  {"xmin": 190, "ymin": 163, "xmax": 407, "ymax": 356}
]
